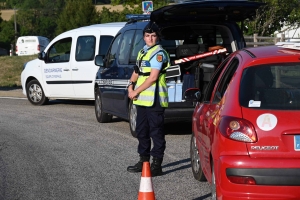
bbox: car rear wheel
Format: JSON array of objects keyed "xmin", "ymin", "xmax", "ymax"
[
  {"xmin": 26, "ymin": 79, "xmax": 48, "ymax": 106},
  {"xmin": 95, "ymin": 88, "xmax": 112, "ymax": 123},
  {"xmin": 129, "ymin": 100, "xmax": 137, "ymax": 138},
  {"xmin": 211, "ymin": 162, "xmax": 217, "ymax": 200},
  {"xmin": 190, "ymin": 133, "xmax": 207, "ymax": 181}
]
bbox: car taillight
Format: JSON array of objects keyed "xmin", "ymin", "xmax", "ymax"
[
  {"xmin": 219, "ymin": 116, "xmax": 257, "ymax": 142},
  {"xmin": 227, "ymin": 176, "xmax": 256, "ymax": 185},
  {"xmin": 37, "ymin": 45, "xmax": 40, "ymax": 51},
  {"xmin": 16, "ymin": 46, "xmax": 18, "ymax": 52}
]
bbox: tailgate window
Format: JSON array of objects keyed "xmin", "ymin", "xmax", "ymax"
[{"xmin": 240, "ymin": 64, "xmax": 300, "ymax": 110}]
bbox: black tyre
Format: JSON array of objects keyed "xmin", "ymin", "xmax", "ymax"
[
  {"xmin": 211, "ymin": 162, "xmax": 217, "ymax": 200},
  {"xmin": 95, "ymin": 88, "xmax": 112, "ymax": 123},
  {"xmin": 190, "ymin": 132, "xmax": 207, "ymax": 181},
  {"xmin": 26, "ymin": 79, "xmax": 49, "ymax": 106},
  {"xmin": 129, "ymin": 100, "xmax": 137, "ymax": 138}
]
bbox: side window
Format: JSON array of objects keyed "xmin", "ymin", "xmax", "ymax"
[
  {"xmin": 212, "ymin": 58, "xmax": 239, "ymax": 103},
  {"xmin": 129, "ymin": 30, "xmax": 144, "ymax": 64},
  {"xmin": 47, "ymin": 37, "xmax": 72, "ymax": 63},
  {"xmin": 118, "ymin": 30, "xmax": 135, "ymax": 65},
  {"xmin": 203, "ymin": 56, "xmax": 232, "ymax": 102},
  {"xmin": 76, "ymin": 36, "xmax": 96, "ymax": 61},
  {"xmin": 106, "ymin": 33, "xmax": 122, "ymax": 66},
  {"xmin": 99, "ymin": 35, "xmax": 114, "ymax": 55}
]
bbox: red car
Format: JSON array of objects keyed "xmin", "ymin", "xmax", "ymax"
[{"xmin": 186, "ymin": 43, "xmax": 300, "ymax": 199}]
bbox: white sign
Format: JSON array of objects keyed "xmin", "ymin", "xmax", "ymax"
[{"xmin": 256, "ymin": 113, "xmax": 278, "ymax": 131}]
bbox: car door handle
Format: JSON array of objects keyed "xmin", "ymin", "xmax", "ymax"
[
  {"xmin": 63, "ymin": 69, "xmax": 69, "ymax": 71},
  {"xmin": 72, "ymin": 69, "xmax": 78, "ymax": 71}
]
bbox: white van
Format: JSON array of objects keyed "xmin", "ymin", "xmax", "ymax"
[
  {"xmin": 21, "ymin": 22, "xmax": 126, "ymax": 105},
  {"xmin": 16, "ymin": 36, "xmax": 50, "ymax": 56}
]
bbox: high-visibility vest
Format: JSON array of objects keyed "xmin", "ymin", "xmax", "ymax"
[{"xmin": 133, "ymin": 45, "xmax": 170, "ymax": 107}]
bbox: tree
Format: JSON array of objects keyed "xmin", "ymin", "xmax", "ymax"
[
  {"xmin": 15, "ymin": 0, "xmax": 65, "ymax": 39},
  {"xmin": 56, "ymin": 0, "xmax": 99, "ymax": 35},
  {"xmin": 0, "ymin": 19, "xmax": 15, "ymax": 50},
  {"xmin": 98, "ymin": 4, "xmax": 142, "ymax": 23},
  {"xmin": 244, "ymin": 0, "xmax": 300, "ymax": 36},
  {"xmin": 111, "ymin": 0, "xmax": 168, "ymax": 12},
  {"xmin": 0, "ymin": 12, "xmax": 3, "ymax": 24},
  {"xmin": 98, "ymin": 0, "xmax": 169, "ymax": 24},
  {"xmin": 96, "ymin": 0, "xmax": 111, "ymax": 4},
  {"xmin": 5, "ymin": 0, "xmax": 23, "ymax": 9},
  {"xmin": 0, "ymin": 0, "xmax": 6, "ymax": 9}
]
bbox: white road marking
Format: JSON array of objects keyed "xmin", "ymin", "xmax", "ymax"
[{"xmin": 0, "ymin": 97, "xmax": 27, "ymax": 100}]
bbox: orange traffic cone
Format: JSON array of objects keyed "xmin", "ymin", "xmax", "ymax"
[{"xmin": 138, "ymin": 161, "xmax": 155, "ymax": 200}]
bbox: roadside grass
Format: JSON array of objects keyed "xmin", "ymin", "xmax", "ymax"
[{"xmin": 0, "ymin": 55, "xmax": 37, "ymax": 87}]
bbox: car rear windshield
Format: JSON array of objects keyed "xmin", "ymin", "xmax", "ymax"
[{"xmin": 239, "ymin": 63, "xmax": 300, "ymax": 110}]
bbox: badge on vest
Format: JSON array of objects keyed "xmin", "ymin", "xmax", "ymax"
[{"xmin": 156, "ymin": 54, "xmax": 163, "ymax": 62}]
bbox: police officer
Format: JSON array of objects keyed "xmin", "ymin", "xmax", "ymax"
[{"xmin": 127, "ymin": 21, "xmax": 170, "ymax": 177}]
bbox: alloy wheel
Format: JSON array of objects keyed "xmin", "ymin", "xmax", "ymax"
[
  {"xmin": 28, "ymin": 83, "xmax": 42, "ymax": 103},
  {"xmin": 191, "ymin": 135, "xmax": 200, "ymax": 174}
]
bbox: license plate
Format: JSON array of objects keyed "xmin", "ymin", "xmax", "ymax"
[{"xmin": 294, "ymin": 135, "xmax": 300, "ymax": 151}]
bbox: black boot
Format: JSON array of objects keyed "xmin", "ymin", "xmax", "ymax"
[
  {"xmin": 151, "ymin": 157, "xmax": 163, "ymax": 177},
  {"xmin": 127, "ymin": 155, "xmax": 150, "ymax": 173}
]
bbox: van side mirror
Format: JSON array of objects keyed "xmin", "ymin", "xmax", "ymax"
[
  {"xmin": 38, "ymin": 52, "xmax": 46, "ymax": 60},
  {"xmin": 95, "ymin": 55, "xmax": 104, "ymax": 67},
  {"xmin": 184, "ymin": 88, "xmax": 201, "ymax": 102}
]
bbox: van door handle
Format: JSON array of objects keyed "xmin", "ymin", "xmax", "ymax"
[
  {"xmin": 63, "ymin": 69, "xmax": 69, "ymax": 71},
  {"xmin": 72, "ymin": 69, "xmax": 78, "ymax": 71}
]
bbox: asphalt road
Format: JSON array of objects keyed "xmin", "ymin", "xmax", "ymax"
[{"xmin": 0, "ymin": 95, "xmax": 211, "ymax": 200}]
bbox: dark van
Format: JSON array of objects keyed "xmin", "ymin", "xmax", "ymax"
[{"xmin": 94, "ymin": 0, "xmax": 264, "ymax": 137}]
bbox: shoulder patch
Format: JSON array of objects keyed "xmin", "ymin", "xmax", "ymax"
[{"xmin": 156, "ymin": 54, "xmax": 163, "ymax": 62}]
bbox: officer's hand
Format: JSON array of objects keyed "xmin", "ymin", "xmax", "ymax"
[{"xmin": 128, "ymin": 90, "xmax": 138, "ymax": 100}]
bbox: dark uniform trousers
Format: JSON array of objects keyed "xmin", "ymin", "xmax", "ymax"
[{"xmin": 136, "ymin": 91, "xmax": 166, "ymax": 159}]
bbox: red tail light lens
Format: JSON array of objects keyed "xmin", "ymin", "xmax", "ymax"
[
  {"xmin": 37, "ymin": 45, "xmax": 40, "ymax": 51},
  {"xmin": 219, "ymin": 116, "xmax": 257, "ymax": 142},
  {"xmin": 16, "ymin": 45, "xmax": 18, "ymax": 52},
  {"xmin": 227, "ymin": 176, "xmax": 256, "ymax": 185}
]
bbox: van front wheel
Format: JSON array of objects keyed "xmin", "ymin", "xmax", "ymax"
[
  {"xmin": 129, "ymin": 100, "xmax": 137, "ymax": 138},
  {"xmin": 26, "ymin": 80, "xmax": 48, "ymax": 106},
  {"xmin": 95, "ymin": 88, "xmax": 112, "ymax": 123}
]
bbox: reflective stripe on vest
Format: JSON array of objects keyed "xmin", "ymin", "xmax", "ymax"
[{"xmin": 133, "ymin": 45, "xmax": 170, "ymax": 107}]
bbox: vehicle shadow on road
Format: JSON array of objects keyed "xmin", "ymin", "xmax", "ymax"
[
  {"xmin": 192, "ymin": 193, "xmax": 212, "ymax": 200},
  {"xmin": 0, "ymin": 86, "xmax": 22, "ymax": 91},
  {"xmin": 46, "ymin": 99, "xmax": 95, "ymax": 106},
  {"xmin": 164, "ymin": 121, "xmax": 192, "ymax": 136},
  {"xmin": 162, "ymin": 158, "xmax": 212, "ymax": 200},
  {"xmin": 162, "ymin": 158, "xmax": 191, "ymax": 175}
]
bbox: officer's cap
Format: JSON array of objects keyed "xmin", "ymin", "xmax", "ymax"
[{"xmin": 143, "ymin": 21, "xmax": 160, "ymax": 36}]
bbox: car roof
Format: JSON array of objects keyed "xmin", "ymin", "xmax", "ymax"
[
  {"xmin": 86, "ymin": 22, "xmax": 127, "ymax": 29},
  {"xmin": 151, "ymin": 0, "xmax": 264, "ymax": 25},
  {"xmin": 62, "ymin": 22, "xmax": 126, "ymax": 33},
  {"xmin": 238, "ymin": 45, "xmax": 300, "ymax": 67},
  {"xmin": 76, "ymin": 22, "xmax": 126, "ymax": 31},
  {"xmin": 56, "ymin": 22, "xmax": 126, "ymax": 38},
  {"xmin": 127, "ymin": 21, "xmax": 148, "ymax": 29},
  {"xmin": 17, "ymin": 36, "xmax": 48, "ymax": 39}
]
